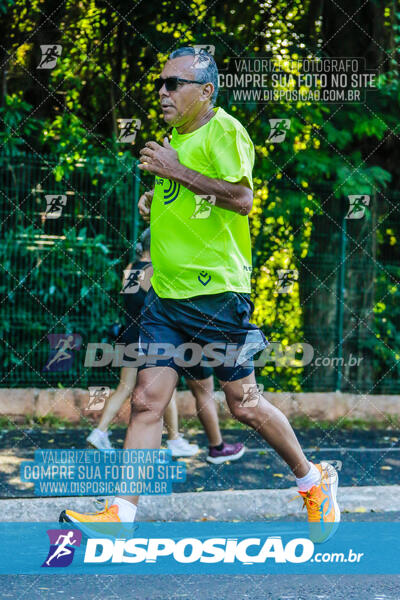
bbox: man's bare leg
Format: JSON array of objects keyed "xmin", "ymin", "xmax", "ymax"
[
  {"xmin": 220, "ymin": 371, "xmax": 309, "ymax": 477},
  {"xmin": 164, "ymin": 390, "xmax": 179, "ymax": 440},
  {"xmin": 121, "ymin": 366, "xmax": 179, "ymax": 506},
  {"xmin": 97, "ymin": 367, "xmax": 137, "ymax": 432},
  {"xmin": 186, "ymin": 376, "xmax": 222, "ymax": 447}
]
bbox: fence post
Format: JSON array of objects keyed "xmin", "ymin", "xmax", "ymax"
[{"xmin": 335, "ymin": 215, "xmax": 347, "ymax": 391}]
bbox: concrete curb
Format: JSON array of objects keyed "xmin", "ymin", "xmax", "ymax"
[
  {"xmin": 1, "ymin": 485, "xmax": 398, "ymax": 521},
  {"xmin": 0, "ymin": 389, "xmax": 399, "ymax": 423}
]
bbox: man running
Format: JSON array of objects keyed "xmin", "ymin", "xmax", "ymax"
[
  {"xmin": 87, "ymin": 228, "xmax": 244, "ymax": 462},
  {"xmin": 61, "ymin": 47, "xmax": 340, "ymax": 543}
]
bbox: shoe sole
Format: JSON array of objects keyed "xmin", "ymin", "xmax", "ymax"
[
  {"xmin": 87, "ymin": 441, "xmax": 114, "ymax": 451},
  {"xmin": 318, "ymin": 460, "xmax": 341, "ymax": 543},
  {"xmin": 59, "ymin": 510, "xmax": 137, "ymax": 540},
  {"xmin": 169, "ymin": 448, "xmax": 200, "ymax": 458},
  {"xmin": 206, "ymin": 446, "xmax": 246, "ymax": 465},
  {"xmin": 87, "ymin": 441, "xmax": 100, "ymax": 450},
  {"xmin": 59, "ymin": 510, "xmax": 98, "ymax": 540}
]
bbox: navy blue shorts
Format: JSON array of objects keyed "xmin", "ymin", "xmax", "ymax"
[
  {"xmin": 137, "ymin": 288, "xmax": 267, "ymax": 382},
  {"xmin": 183, "ymin": 363, "xmax": 213, "ymax": 380},
  {"xmin": 118, "ymin": 318, "xmax": 213, "ymax": 380},
  {"xmin": 122, "ymin": 348, "xmax": 213, "ymax": 380}
]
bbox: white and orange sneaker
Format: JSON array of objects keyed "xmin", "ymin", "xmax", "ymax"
[
  {"xmin": 59, "ymin": 501, "xmax": 136, "ymax": 539},
  {"xmin": 298, "ymin": 461, "xmax": 340, "ymax": 544}
]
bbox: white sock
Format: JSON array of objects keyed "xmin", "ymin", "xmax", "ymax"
[
  {"xmin": 95, "ymin": 428, "xmax": 108, "ymax": 437},
  {"xmin": 113, "ymin": 497, "xmax": 137, "ymax": 522},
  {"xmin": 295, "ymin": 462, "xmax": 321, "ymax": 492}
]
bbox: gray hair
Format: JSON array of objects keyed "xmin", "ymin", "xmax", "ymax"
[{"xmin": 168, "ymin": 47, "xmax": 218, "ymax": 105}]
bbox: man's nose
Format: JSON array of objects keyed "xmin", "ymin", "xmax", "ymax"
[{"xmin": 159, "ymin": 86, "xmax": 169, "ymax": 97}]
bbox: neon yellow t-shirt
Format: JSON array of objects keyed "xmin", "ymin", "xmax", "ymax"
[{"xmin": 150, "ymin": 107, "xmax": 254, "ymax": 299}]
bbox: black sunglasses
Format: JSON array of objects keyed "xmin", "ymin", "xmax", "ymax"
[{"xmin": 154, "ymin": 76, "xmax": 204, "ymax": 92}]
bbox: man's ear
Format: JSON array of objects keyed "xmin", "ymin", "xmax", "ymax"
[{"xmin": 201, "ymin": 82, "xmax": 214, "ymax": 103}]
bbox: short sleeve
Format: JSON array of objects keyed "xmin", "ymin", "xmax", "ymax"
[{"xmin": 207, "ymin": 120, "xmax": 255, "ymax": 190}]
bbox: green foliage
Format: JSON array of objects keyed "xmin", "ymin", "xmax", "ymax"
[
  {"xmin": 367, "ymin": 265, "xmax": 400, "ymax": 390},
  {"xmin": 0, "ymin": 93, "xmax": 40, "ymax": 156},
  {"xmin": 0, "ymin": 217, "xmax": 128, "ymax": 378},
  {"xmin": 1, "ymin": 0, "xmax": 399, "ymax": 391}
]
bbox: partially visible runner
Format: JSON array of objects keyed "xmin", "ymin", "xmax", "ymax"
[
  {"xmin": 61, "ymin": 47, "xmax": 340, "ymax": 544},
  {"xmin": 87, "ymin": 228, "xmax": 244, "ymax": 463}
]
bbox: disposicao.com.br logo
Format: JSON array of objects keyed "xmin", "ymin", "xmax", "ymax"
[
  {"xmin": 83, "ymin": 535, "xmax": 365, "ymax": 566},
  {"xmin": 84, "ymin": 535, "xmax": 314, "ymax": 564},
  {"xmin": 0, "ymin": 522, "xmax": 380, "ymax": 574}
]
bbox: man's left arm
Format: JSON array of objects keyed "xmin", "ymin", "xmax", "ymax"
[{"xmin": 138, "ymin": 138, "xmax": 253, "ymax": 216}]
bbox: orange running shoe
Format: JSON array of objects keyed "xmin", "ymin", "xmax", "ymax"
[
  {"xmin": 298, "ymin": 461, "xmax": 340, "ymax": 544},
  {"xmin": 59, "ymin": 501, "xmax": 137, "ymax": 539}
]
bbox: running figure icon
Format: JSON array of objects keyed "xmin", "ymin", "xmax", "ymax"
[
  {"xmin": 43, "ymin": 334, "xmax": 82, "ymax": 373},
  {"xmin": 42, "ymin": 529, "xmax": 82, "ymax": 568},
  {"xmin": 45, "ymin": 531, "xmax": 77, "ymax": 566}
]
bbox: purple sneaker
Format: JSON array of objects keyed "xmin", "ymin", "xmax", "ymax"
[{"xmin": 206, "ymin": 442, "xmax": 245, "ymax": 465}]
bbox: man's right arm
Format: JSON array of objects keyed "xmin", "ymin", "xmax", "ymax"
[{"xmin": 138, "ymin": 189, "xmax": 154, "ymax": 222}]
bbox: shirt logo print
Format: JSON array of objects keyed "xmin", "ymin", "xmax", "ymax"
[
  {"xmin": 198, "ymin": 271, "xmax": 211, "ymax": 286},
  {"xmin": 163, "ymin": 180, "xmax": 180, "ymax": 204}
]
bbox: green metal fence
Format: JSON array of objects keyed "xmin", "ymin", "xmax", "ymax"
[
  {"xmin": 286, "ymin": 190, "xmax": 400, "ymax": 394},
  {"xmin": 1, "ymin": 153, "xmax": 399, "ymax": 393},
  {"xmin": 0, "ymin": 150, "xmax": 142, "ymax": 390}
]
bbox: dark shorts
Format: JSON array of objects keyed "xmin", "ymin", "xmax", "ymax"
[
  {"xmin": 119, "ymin": 321, "xmax": 140, "ymax": 346},
  {"xmin": 119, "ymin": 320, "xmax": 213, "ymax": 380},
  {"xmin": 183, "ymin": 363, "xmax": 214, "ymax": 380},
  {"xmin": 137, "ymin": 288, "xmax": 267, "ymax": 382}
]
